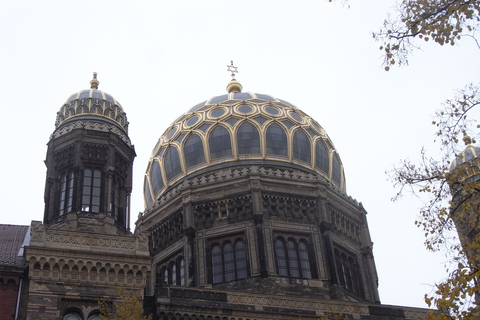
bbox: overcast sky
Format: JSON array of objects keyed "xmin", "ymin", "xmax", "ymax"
[{"xmin": 1, "ymin": 0, "xmax": 478, "ymax": 309}]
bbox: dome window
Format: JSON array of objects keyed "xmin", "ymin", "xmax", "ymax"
[
  {"xmin": 144, "ymin": 179, "xmax": 154, "ymax": 208},
  {"xmin": 315, "ymin": 140, "xmax": 329, "ymax": 174},
  {"xmin": 289, "ymin": 111, "xmax": 304, "ymax": 123},
  {"xmin": 151, "ymin": 161, "xmax": 164, "ymax": 195},
  {"xmin": 293, "ymin": 130, "xmax": 311, "ymax": 164},
  {"xmin": 186, "ymin": 116, "xmax": 200, "ymax": 127},
  {"xmin": 265, "ymin": 106, "xmax": 280, "ymax": 116},
  {"xmin": 184, "ymin": 133, "xmax": 206, "ymax": 169},
  {"xmin": 166, "ymin": 126, "xmax": 178, "ymax": 140},
  {"xmin": 237, "ymin": 122, "xmax": 260, "ymax": 155},
  {"xmin": 209, "ymin": 125, "xmax": 232, "ymax": 160},
  {"xmin": 164, "ymin": 146, "xmax": 182, "ymax": 181},
  {"xmin": 209, "ymin": 108, "xmax": 226, "ymax": 118},
  {"xmin": 237, "ymin": 105, "xmax": 253, "ymax": 114},
  {"xmin": 332, "ymin": 154, "xmax": 341, "ymax": 186},
  {"xmin": 266, "ymin": 123, "xmax": 288, "ymax": 156}
]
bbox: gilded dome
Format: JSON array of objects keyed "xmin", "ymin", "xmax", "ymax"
[
  {"xmin": 450, "ymin": 144, "xmax": 480, "ymax": 170},
  {"xmin": 144, "ymin": 91, "xmax": 346, "ymax": 208},
  {"xmin": 51, "ymin": 73, "xmax": 131, "ymax": 145}
]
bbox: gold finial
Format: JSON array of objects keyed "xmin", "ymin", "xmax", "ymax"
[
  {"xmin": 90, "ymin": 72, "xmax": 99, "ymax": 90},
  {"xmin": 463, "ymin": 132, "xmax": 472, "ymax": 146},
  {"xmin": 226, "ymin": 61, "xmax": 242, "ymax": 93}
]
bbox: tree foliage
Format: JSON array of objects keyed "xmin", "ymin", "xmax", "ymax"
[
  {"xmin": 371, "ymin": 0, "xmax": 480, "ymax": 318},
  {"xmin": 390, "ymin": 84, "xmax": 480, "ymax": 319},
  {"xmin": 99, "ymin": 289, "xmax": 152, "ymax": 320},
  {"xmin": 373, "ymin": 0, "xmax": 480, "ymax": 70}
]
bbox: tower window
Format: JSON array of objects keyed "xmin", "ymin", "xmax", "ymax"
[
  {"xmin": 59, "ymin": 171, "xmax": 75, "ymax": 216},
  {"xmin": 275, "ymin": 237, "xmax": 312, "ymax": 278},
  {"xmin": 211, "ymin": 239, "xmax": 247, "ymax": 284},
  {"xmin": 334, "ymin": 247, "xmax": 362, "ymax": 295},
  {"xmin": 82, "ymin": 169, "xmax": 102, "ymax": 212},
  {"xmin": 158, "ymin": 257, "xmax": 185, "ymax": 287},
  {"xmin": 112, "ymin": 176, "xmax": 124, "ymax": 225}
]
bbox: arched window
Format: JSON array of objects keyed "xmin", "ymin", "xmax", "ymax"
[
  {"xmin": 169, "ymin": 261, "xmax": 177, "ymax": 285},
  {"xmin": 275, "ymin": 238, "xmax": 288, "ymax": 276},
  {"xmin": 237, "ymin": 122, "xmax": 260, "ymax": 154},
  {"xmin": 158, "ymin": 257, "xmax": 185, "ymax": 287},
  {"xmin": 178, "ymin": 257, "xmax": 185, "ymax": 286},
  {"xmin": 333, "ymin": 247, "xmax": 362, "ymax": 296},
  {"xmin": 266, "ymin": 123, "xmax": 288, "ymax": 156},
  {"xmin": 332, "ymin": 154, "xmax": 341, "ymax": 186},
  {"xmin": 184, "ymin": 133, "xmax": 205, "ymax": 168},
  {"xmin": 112, "ymin": 176, "xmax": 123, "ymax": 225},
  {"xmin": 164, "ymin": 146, "xmax": 182, "ymax": 181},
  {"xmin": 209, "ymin": 126, "xmax": 232, "ymax": 159},
  {"xmin": 63, "ymin": 311, "xmax": 82, "ymax": 320},
  {"xmin": 151, "ymin": 160, "xmax": 164, "ymax": 195},
  {"xmin": 59, "ymin": 170, "xmax": 75, "ymax": 215},
  {"xmin": 299, "ymin": 241, "xmax": 312, "ymax": 278},
  {"xmin": 212, "ymin": 244, "xmax": 223, "ymax": 284},
  {"xmin": 315, "ymin": 140, "xmax": 329, "ymax": 174},
  {"xmin": 211, "ymin": 239, "xmax": 248, "ymax": 284},
  {"xmin": 88, "ymin": 314, "xmax": 101, "ymax": 320},
  {"xmin": 82, "ymin": 168, "xmax": 101, "ymax": 212},
  {"xmin": 293, "ymin": 130, "xmax": 311, "ymax": 164},
  {"xmin": 275, "ymin": 237, "xmax": 312, "ymax": 279}
]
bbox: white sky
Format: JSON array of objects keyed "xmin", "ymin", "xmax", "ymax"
[{"xmin": 1, "ymin": 0, "xmax": 478, "ymax": 309}]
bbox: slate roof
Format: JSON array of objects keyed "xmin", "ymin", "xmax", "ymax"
[{"xmin": 0, "ymin": 224, "xmax": 29, "ymax": 265}]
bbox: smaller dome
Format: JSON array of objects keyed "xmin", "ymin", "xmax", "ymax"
[
  {"xmin": 450, "ymin": 134, "xmax": 480, "ymax": 172},
  {"xmin": 54, "ymin": 74, "xmax": 128, "ymax": 133},
  {"xmin": 50, "ymin": 73, "xmax": 131, "ymax": 146},
  {"xmin": 450, "ymin": 145, "xmax": 480, "ymax": 171}
]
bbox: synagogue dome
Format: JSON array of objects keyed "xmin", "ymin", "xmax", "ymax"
[{"xmin": 144, "ymin": 86, "xmax": 346, "ymax": 208}]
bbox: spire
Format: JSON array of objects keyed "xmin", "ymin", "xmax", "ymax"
[
  {"xmin": 90, "ymin": 72, "xmax": 99, "ymax": 90},
  {"xmin": 226, "ymin": 61, "xmax": 242, "ymax": 93}
]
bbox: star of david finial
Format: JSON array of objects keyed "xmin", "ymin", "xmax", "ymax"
[{"xmin": 227, "ymin": 60, "xmax": 238, "ymax": 79}]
